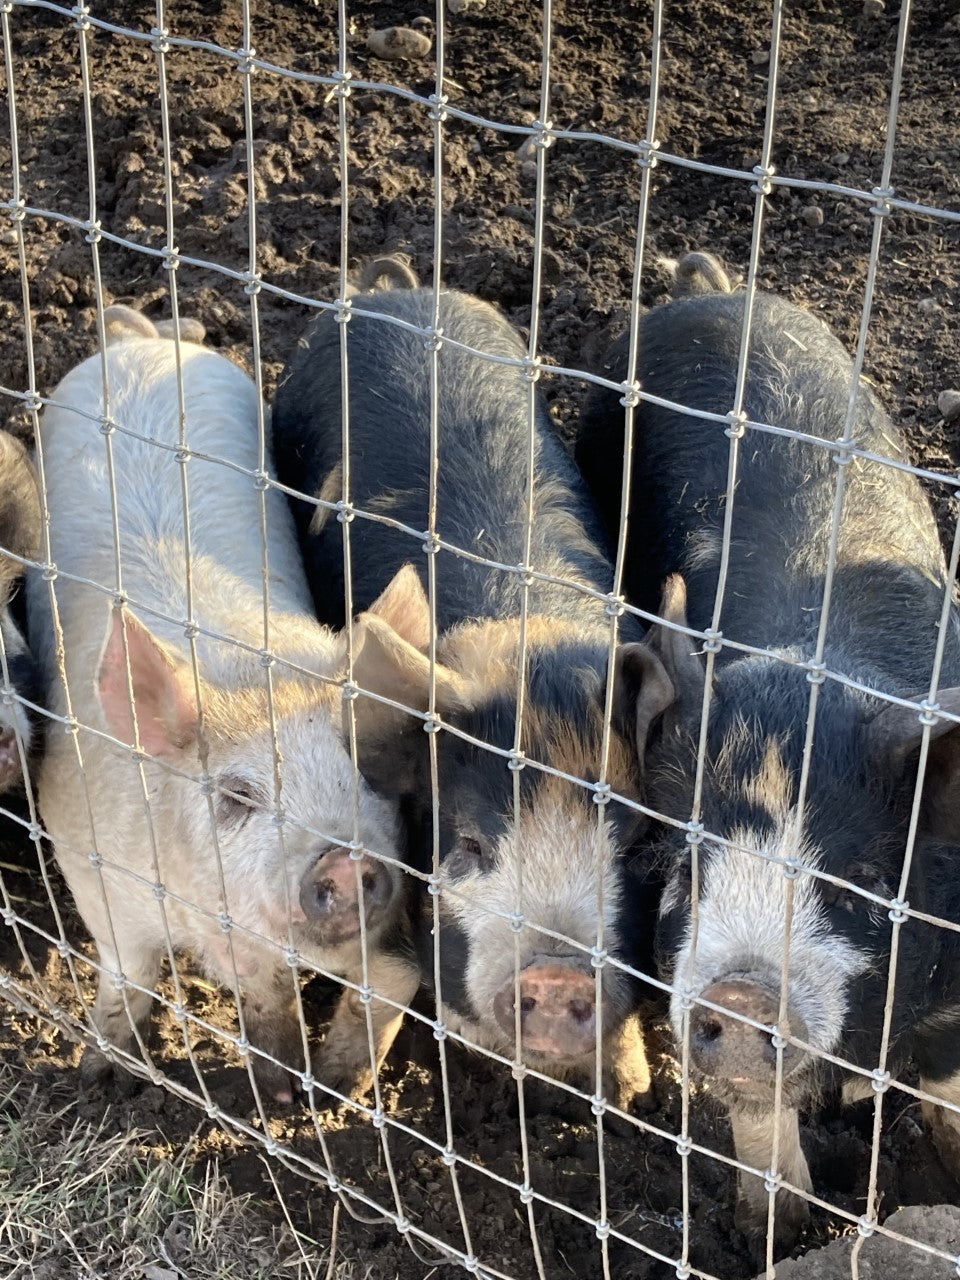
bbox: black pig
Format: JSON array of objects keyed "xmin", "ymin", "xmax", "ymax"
[{"xmin": 577, "ymin": 253, "xmax": 960, "ymax": 1249}]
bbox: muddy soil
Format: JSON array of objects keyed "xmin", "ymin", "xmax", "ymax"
[{"xmin": 1, "ymin": 1, "xmax": 959, "ymax": 1278}]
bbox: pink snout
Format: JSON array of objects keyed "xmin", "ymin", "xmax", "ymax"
[
  {"xmin": 493, "ymin": 962, "xmax": 598, "ymax": 1059},
  {"xmin": 298, "ymin": 846, "xmax": 392, "ymax": 946}
]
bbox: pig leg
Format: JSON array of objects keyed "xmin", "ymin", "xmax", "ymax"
[
  {"xmin": 604, "ymin": 1012, "xmax": 654, "ymax": 1113},
  {"xmin": 920, "ymin": 1070, "xmax": 960, "ymax": 1179},
  {"xmin": 81, "ymin": 937, "xmax": 162, "ymax": 1087},
  {"xmin": 240, "ymin": 968, "xmax": 304, "ymax": 1107},
  {"xmin": 312, "ymin": 950, "xmax": 420, "ymax": 1102},
  {"xmin": 729, "ymin": 1105, "xmax": 812, "ymax": 1250}
]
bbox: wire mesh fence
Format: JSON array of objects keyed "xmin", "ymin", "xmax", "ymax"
[{"xmin": 1, "ymin": 1, "xmax": 959, "ymax": 1278}]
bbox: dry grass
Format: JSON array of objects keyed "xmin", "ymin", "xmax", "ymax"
[{"xmin": 0, "ymin": 1060, "xmax": 359, "ymax": 1280}]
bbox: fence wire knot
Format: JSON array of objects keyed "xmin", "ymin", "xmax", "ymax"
[
  {"xmin": 518, "ymin": 1181, "xmax": 534, "ymax": 1204},
  {"xmin": 423, "ymin": 325, "xmax": 444, "ymax": 353},
  {"xmin": 427, "ymin": 872, "xmax": 441, "ymax": 897},
  {"xmin": 236, "ymin": 46, "xmax": 257, "ymax": 75},
  {"xmin": 685, "ymin": 821, "xmax": 704, "ymax": 846},
  {"xmin": 834, "ymin": 436, "xmax": 856, "ymax": 467},
  {"xmin": 751, "ymin": 163, "xmax": 776, "ymax": 195},
  {"xmin": 887, "ymin": 897, "xmax": 909, "ymax": 924},
  {"xmin": 595, "ymin": 1219, "xmax": 611, "ymax": 1241},
  {"xmin": 589, "ymin": 946, "xmax": 607, "ymax": 969},
  {"xmin": 217, "ymin": 911, "xmax": 233, "ymax": 934},
  {"xmin": 149, "ymin": 26, "xmax": 171, "ymax": 54},
  {"xmin": 871, "ymin": 1068, "xmax": 891, "ymax": 1093},
  {"xmin": 856, "ymin": 1215, "xmax": 877, "ymax": 1239},
  {"xmin": 619, "ymin": 381, "xmax": 641, "ymax": 410},
  {"xmin": 243, "ymin": 272, "xmax": 262, "ymax": 297},
  {"xmin": 161, "ymin": 245, "xmax": 180, "ymax": 273},
  {"xmin": 341, "ymin": 680, "xmax": 359, "ymax": 703},
  {"xmin": 675, "ymin": 1134, "xmax": 692, "ymax": 1157},
  {"xmin": 84, "ymin": 220, "xmax": 102, "ymax": 246},
  {"xmin": 724, "ymin": 409, "xmax": 747, "ymax": 440},
  {"xmin": 805, "ymin": 658, "xmax": 827, "ymax": 685},
  {"xmin": 432, "ymin": 1019, "xmax": 447, "ymax": 1041},
  {"xmin": 423, "ymin": 531, "xmax": 441, "ymax": 556},
  {"xmin": 427, "ymin": 92, "xmax": 449, "ymax": 123},
  {"xmin": 87, "ymin": 848, "xmax": 102, "ymax": 869},
  {"xmin": 151, "ymin": 882, "xmax": 166, "ymax": 902},
  {"xmin": 870, "ymin": 186, "xmax": 895, "ymax": 217},
  {"xmin": 919, "ymin": 698, "xmax": 942, "ymax": 727},
  {"xmin": 336, "ymin": 502, "xmax": 355, "ymax": 524},
  {"xmin": 422, "ymin": 711, "xmax": 442, "ymax": 735},
  {"xmin": 6, "ymin": 197, "xmax": 25, "ymax": 223},
  {"xmin": 98, "ymin": 414, "xmax": 116, "ymax": 438},
  {"xmin": 763, "ymin": 1168, "xmax": 781, "ymax": 1194},
  {"xmin": 330, "ymin": 68, "xmax": 352, "ymax": 99},
  {"xmin": 637, "ymin": 138, "xmax": 660, "ymax": 170},
  {"xmin": 72, "ymin": 2, "xmax": 91, "ymax": 33},
  {"xmin": 284, "ymin": 947, "xmax": 299, "ymax": 968},
  {"xmin": 23, "ymin": 389, "xmax": 43, "ymax": 416},
  {"xmin": 604, "ymin": 595, "xmax": 625, "ymax": 619},
  {"xmin": 701, "ymin": 627, "xmax": 723, "ymax": 654},
  {"xmin": 508, "ymin": 910, "xmax": 525, "ymax": 932},
  {"xmin": 441, "ymin": 1147, "xmax": 456, "ymax": 1168},
  {"xmin": 593, "ymin": 782, "xmax": 612, "ymax": 807},
  {"xmin": 531, "ymin": 119, "xmax": 554, "ymax": 151},
  {"xmin": 522, "ymin": 355, "xmax": 542, "ymax": 383},
  {"xmin": 675, "ymin": 1264, "xmax": 692, "ymax": 1280}
]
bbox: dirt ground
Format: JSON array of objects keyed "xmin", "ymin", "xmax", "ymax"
[{"xmin": 1, "ymin": 1, "xmax": 959, "ymax": 1278}]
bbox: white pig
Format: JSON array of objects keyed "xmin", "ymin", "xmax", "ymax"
[{"xmin": 28, "ymin": 306, "xmax": 418, "ymax": 1102}]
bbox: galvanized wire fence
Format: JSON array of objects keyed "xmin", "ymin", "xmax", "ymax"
[{"xmin": 1, "ymin": 1, "xmax": 960, "ymax": 1278}]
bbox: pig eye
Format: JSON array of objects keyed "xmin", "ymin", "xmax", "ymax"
[
  {"xmin": 444, "ymin": 834, "xmax": 490, "ymax": 879},
  {"xmin": 822, "ymin": 864, "xmax": 887, "ymax": 914},
  {"xmin": 216, "ymin": 775, "xmax": 265, "ymax": 828}
]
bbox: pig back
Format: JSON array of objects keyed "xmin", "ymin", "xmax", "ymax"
[
  {"xmin": 579, "ymin": 291, "xmax": 955, "ymax": 683},
  {"xmin": 272, "ymin": 287, "xmax": 617, "ymax": 636}
]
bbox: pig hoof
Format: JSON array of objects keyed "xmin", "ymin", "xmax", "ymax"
[
  {"xmin": 736, "ymin": 1192, "xmax": 809, "ymax": 1259},
  {"xmin": 927, "ymin": 1110, "xmax": 960, "ymax": 1181},
  {"xmin": 79, "ymin": 1045, "xmax": 116, "ymax": 1090}
]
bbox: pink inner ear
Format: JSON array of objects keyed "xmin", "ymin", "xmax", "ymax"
[
  {"xmin": 366, "ymin": 563, "xmax": 432, "ymax": 652},
  {"xmin": 98, "ymin": 609, "xmax": 198, "ymax": 757}
]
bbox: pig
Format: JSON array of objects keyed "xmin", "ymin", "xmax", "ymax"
[
  {"xmin": 27, "ymin": 305, "xmax": 417, "ymax": 1103},
  {"xmin": 270, "ymin": 259, "xmax": 672, "ymax": 1113},
  {"xmin": 0, "ymin": 430, "xmax": 41, "ymax": 793},
  {"xmin": 576, "ymin": 251, "xmax": 960, "ymax": 1251}
]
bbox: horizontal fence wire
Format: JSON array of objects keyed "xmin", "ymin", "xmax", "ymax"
[{"xmin": 1, "ymin": 1, "xmax": 959, "ymax": 1278}]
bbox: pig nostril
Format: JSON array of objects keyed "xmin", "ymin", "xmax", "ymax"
[
  {"xmin": 697, "ymin": 1017, "xmax": 723, "ymax": 1045},
  {"xmin": 568, "ymin": 999, "xmax": 594, "ymax": 1025},
  {"xmin": 361, "ymin": 871, "xmax": 376, "ymax": 894},
  {"xmin": 519, "ymin": 995, "xmax": 537, "ymax": 1015}
]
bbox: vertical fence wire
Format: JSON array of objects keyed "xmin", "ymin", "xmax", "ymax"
[{"xmin": 2, "ymin": 1, "xmax": 960, "ymax": 1277}]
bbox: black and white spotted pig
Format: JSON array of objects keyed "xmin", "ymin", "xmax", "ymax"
[
  {"xmin": 0, "ymin": 430, "xmax": 41, "ymax": 792},
  {"xmin": 271, "ymin": 258, "xmax": 670, "ymax": 1111},
  {"xmin": 576, "ymin": 252, "xmax": 960, "ymax": 1248}
]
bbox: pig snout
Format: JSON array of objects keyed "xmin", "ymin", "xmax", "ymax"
[
  {"xmin": 689, "ymin": 978, "xmax": 808, "ymax": 1085},
  {"xmin": 493, "ymin": 962, "xmax": 599, "ymax": 1059},
  {"xmin": 298, "ymin": 846, "xmax": 392, "ymax": 945}
]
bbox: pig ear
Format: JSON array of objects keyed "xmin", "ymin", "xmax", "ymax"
[
  {"xmin": 347, "ymin": 610, "xmax": 470, "ymax": 791},
  {"xmin": 613, "ymin": 575, "xmax": 705, "ymax": 755},
  {"xmin": 102, "ymin": 304, "xmax": 159, "ymax": 345},
  {"xmin": 867, "ymin": 688, "xmax": 960, "ymax": 841},
  {"xmin": 366, "ymin": 564, "xmax": 433, "ymax": 653},
  {"xmin": 98, "ymin": 609, "xmax": 198, "ymax": 757}
]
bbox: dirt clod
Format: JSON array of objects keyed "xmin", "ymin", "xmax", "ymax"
[{"xmin": 366, "ymin": 25, "xmax": 433, "ymax": 59}]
